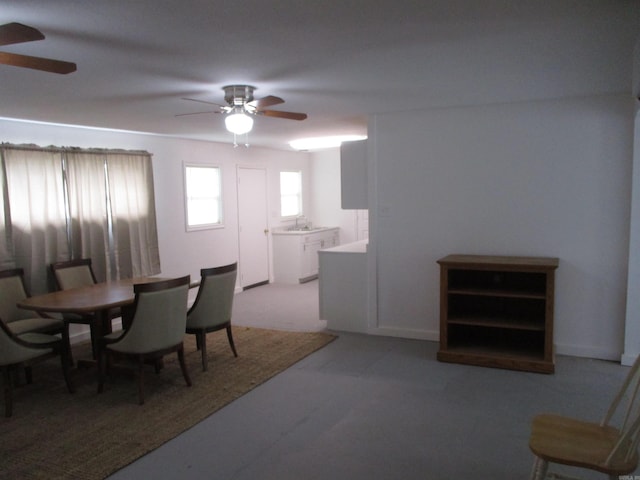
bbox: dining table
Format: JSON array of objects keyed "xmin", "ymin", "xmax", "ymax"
[{"xmin": 17, "ymin": 276, "xmax": 170, "ymax": 364}]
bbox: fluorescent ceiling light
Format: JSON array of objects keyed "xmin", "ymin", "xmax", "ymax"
[
  {"xmin": 225, "ymin": 113, "xmax": 254, "ymax": 135},
  {"xmin": 289, "ymin": 135, "xmax": 367, "ymax": 151}
]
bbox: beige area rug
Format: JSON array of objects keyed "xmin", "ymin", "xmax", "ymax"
[{"xmin": 0, "ymin": 327, "xmax": 336, "ymax": 480}]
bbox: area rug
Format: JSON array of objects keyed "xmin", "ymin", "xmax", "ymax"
[{"xmin": 0, "ymin": 327, "xmax": 336, "ymax": 480}]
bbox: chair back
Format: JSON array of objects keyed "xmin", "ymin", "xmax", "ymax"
[
  {"xmin": 0, "ymin": 268, "xmax": 33, "ymax": 324},
  {"xmin": 112, "ymin": 275, "xmax": 190, "ymax": 353},
  {"xmin": 602, "ymin": 355, "xmax": 640, "ymax": 467},
  {"xmin": 51, "ymin": 258, "xmax": 97, "ymax": 290},
  {"xmin": 187, "ymin": 263, "xmax": 237, "ymax": 329}
]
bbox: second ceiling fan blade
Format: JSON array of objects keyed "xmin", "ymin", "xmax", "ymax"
[
  {"xmin": 182, "ymin": 97, "xmax": 226, "ymax": 107},
  {"xmin": 0, "ymin": 22, "xmax": 44, "ymax": 47},
  {"xmin": 249, "ymin": 95, "xmax": 285, "ymax": 110},
  {"xmin": 0, "ymin": 51, "xmax": 76, "ymax": 74},
  {"xmin": 175, "ymin": 110, "xmax": 220, "ymax": 117},
  {"xmin": 261, "ymin": 110, "xmax": 308, "ymax": 121},
  {"xmin": 0, "ymin": 52, "xmax": 77, "ymax": 75}
]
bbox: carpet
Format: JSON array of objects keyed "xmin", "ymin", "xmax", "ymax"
[{"xmin": 0, "ymin": 327, "xmax": 336, "ymax": 480}]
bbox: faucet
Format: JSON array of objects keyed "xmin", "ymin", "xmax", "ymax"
[{"xmin": 294, "ymin": 215, "xmax": 308, "ymax": 230}]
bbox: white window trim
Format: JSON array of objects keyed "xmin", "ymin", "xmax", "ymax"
[{"xmin": 183, "ymin": 163, "xmax": 224, "ymax": 232}]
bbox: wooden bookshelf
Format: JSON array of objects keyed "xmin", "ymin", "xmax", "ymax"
[{"xmin": 437, "ymin": 254, "xmax": 559, "ymax": 374}]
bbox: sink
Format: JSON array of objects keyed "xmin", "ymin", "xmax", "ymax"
[{"xmin": 286, "ymin": 226, "xmax": 325, "ymax": 232}]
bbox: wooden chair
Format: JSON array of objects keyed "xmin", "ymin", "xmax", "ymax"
[
  {"xmin": 186, "ymin": 263, "xmax": 238, "ymax": 371},
  {"xmin": 0, "ymin": 318, "xmax": 74, "ymax": 417},
  {"xmin": 529, "ymin": 355, "xmax": 640, "ymax": 479},
  {"xmin": 0, "ymin": 268, "xmax": 70, "ymax": 354},
  {"xmin": 50, "ymin": 258, "xmax": 119, "ymax": 357},
  {"xmin": 97, "ymin": 275, "xmax": 192, "ymax": 405}
]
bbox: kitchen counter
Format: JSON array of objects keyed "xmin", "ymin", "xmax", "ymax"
[
  {"xmin": 272, "ymin": 227, "xmax": 340, "ymax": 283},
  {"xmin": 272, "ymin": 226, "xmax": 338, "ymax": 235},
  {"xmin": 320, "ymin": 239, "xmax": 367, "ymax": 253},
  {"xmin": 318, "ymin": 240, "xmax": 368, "ymax": 333}
]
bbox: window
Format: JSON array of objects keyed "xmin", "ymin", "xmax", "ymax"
[
  {"xmin": 280, "ymin": 171, "xmax": 302, "ymax": 217},
  {"xmin": 184, "ymin": 164, "xmax": 223, "ymax": 231}
]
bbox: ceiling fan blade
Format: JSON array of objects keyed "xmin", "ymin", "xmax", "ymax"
[
  {"xmin": 0, "ymin": 51, "xmax": 76, "ymax": 74},
  {"xmin": 175, "ymin": 110, "xmax": 220, "ymax": 117},
  {"xmin": 181, "ymin": 97, "xmax": 226, "ymax": 108},
  {"xmin": 0, "ymin": 22, "xmax": 44, "ymax": 47},
  {"xmin": 261, "ymin": 110, "xmax": 308, "ymax": 121},
  {"xmin": 248, "ymin": 95, "xmax": 285, "ymax": 110}
]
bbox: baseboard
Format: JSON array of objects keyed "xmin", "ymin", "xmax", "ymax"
[
  {"xmin": 554, "ymin": 342, "xmax": 621, "ymax": 362},
  {"xmin": 368, "ymin": 325, "xmax": 439, "ymax": 342}
]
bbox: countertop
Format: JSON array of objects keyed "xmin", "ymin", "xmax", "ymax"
[
  {"xmin": 272, "ymin": 226, "xmax": 339, "ymax": 236},
  {"xmin": 320, "ymin": 239, "xmax": 368, "ymax": 253}
]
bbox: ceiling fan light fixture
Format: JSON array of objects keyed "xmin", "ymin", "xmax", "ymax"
[{"xmin": 225, "ymin": 112, "xmax": 253, "ymax": 135}]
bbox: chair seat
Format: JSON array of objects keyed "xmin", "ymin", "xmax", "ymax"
[
  {"xmin": 17, "ymin": 332, "xmax": 61, "ymax": 345},
  {"xmin": 8, "ymin": 317, "xmax": 64, "ymax": 335},
  {"xmin": 529, "ymin": 414, "xmax": 638, "ymax": 475}
]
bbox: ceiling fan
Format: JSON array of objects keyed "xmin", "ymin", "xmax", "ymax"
[
  {"xmin": 178, "ymin": 85, "xmax": 307, "ymax": 135},
  {"xmin": 0, "ymin": 22, "xmax": 76, "ymax": 74}
]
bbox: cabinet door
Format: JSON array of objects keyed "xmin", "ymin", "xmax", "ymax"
[{"xmin": 301, "ymin": 240, "xmax": 322, "ymax": 279}]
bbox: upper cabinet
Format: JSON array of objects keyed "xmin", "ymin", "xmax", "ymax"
[{"xmin": 340, "ymin": 140, "xmax": 367, "ymax": 209}]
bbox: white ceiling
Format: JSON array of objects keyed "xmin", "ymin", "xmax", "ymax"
[{"xmin": 0, "ymin": 1, "xmax": 638, "ymax": 150}]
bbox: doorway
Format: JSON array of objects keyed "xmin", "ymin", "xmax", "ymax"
[{"xmin": 237, "ymin": 166, "xmax": 270, "ymax": 289}]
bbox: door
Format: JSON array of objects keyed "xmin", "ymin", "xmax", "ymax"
[{"xmin": 237, "ymin": 166, "xmax": 270, "ymax": 288}]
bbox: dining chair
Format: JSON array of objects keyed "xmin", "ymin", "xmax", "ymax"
[
  {"xmin": 50, "ymin": 258, "xmax": 120, "ymax": 357},
  {"xmin": 0, "ymin": 318, "xmax": 74, "ymax": 417},
  {"xmin": 0, "ymin": 268, "xmax": 70, "ymax": 352},
  {"xmin": 97, "ymin": 275, "xmax": 192, "ymax": 405},
  {"xmin": 186, "ymin": 263, "xmax": 238, "ymax": 372},
  {"xmin": 528, "ymin": 355, "xmax": 640, "ymax": 479}
]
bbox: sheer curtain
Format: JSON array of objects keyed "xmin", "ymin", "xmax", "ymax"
[
  {"xmin": 105, "ymin": 152, "xmax": 160, "ymax": 279},
  {"xmin": 65, "ymin": 149, "xmax": 110, "ymax": 281},
  {"xmin": 0, "ymin": 146, "xmax": 70, "ymax": 293},
  {"xmin": 0, "ymin": 144, "xmax": 161, "ymax": 293}
]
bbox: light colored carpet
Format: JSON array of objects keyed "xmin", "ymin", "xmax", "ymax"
[{"xmin": 0, "ymin": 327, "xmax": 336, "ymax": 480}]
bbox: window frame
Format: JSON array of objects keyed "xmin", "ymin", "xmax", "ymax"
[
  {"xmin": 183, "ymin": 163, "xmax": 224, "ymax": 232},
  {"xmin": 279, "ymin": 170, "xmax": 303, "ymax": 218}
]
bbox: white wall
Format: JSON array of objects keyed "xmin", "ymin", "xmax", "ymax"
[
  {"xmin": 0, "ymin": 119, "xmax": 312, "ymax": 283},
  {"xmin": 309, "ymin": 148, "xmax": 359, "ymax": 245},
  {"xmin": 369, "ymin": 94, "xmax": 635, "ymax": 360}
]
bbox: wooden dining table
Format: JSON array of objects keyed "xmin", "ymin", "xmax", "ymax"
[{"xmin": 17, "ymin": 276, "xmax": 168, "ymax": 363}]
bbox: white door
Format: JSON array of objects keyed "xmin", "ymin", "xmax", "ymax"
[{"xmin": 237, "ymin": 166, "xmax": 270, "ymax": 288}]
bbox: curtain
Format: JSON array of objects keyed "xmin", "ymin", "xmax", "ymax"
[
  {"xmin": 65, "ymin": 149, "xmax": 110, "ymax": 281},
  {"xmin": 0, "ymin": 144, "xmax": 160, "ymax": 293},
  {"xmin": 106, "ymin": 152, "xmax": 160, "ymax": 279},
  {"xmin": 1, "ymin": 146, "xmax": 69, "ymax": 293}
]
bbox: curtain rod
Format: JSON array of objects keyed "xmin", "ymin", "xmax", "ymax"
[{"xmin": 0, "ymin": 143, "xmax": 152, "ymax": 157}]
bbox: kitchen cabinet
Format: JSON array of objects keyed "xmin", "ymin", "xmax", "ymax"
[
  {"xmin": 272, "ymin": 227, "xmax": 340, "ymax": 283},
  {"xmin": 437, "ymin": 254, "xmax": 559, "ymax": 374}
]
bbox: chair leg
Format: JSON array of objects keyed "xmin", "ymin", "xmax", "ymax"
[
  {"xmin": 178, "ymin": 345, "xmax": 192, "ymax": 387},
  {"xmin": 530, "ymin": 457, "xmax": 548, "ymax": 480},
  {"xmin": 62, "ymin": 322, "xmax": 74, "ymax": 367},
  {"xmin": 59, "ymin": 345, "xmax": 75, "ymax": 394},
  {"xmin": 199, "ymin": 332, "xmax": 208, "ymax": 372},
  {"xmin": 97, "ymin": 348, "xmax": 107, "ymax": 394},
  {"xmin": 2, "ymin": 366, "xmax": 12, "ymax": 417},
  {"xmin": 137, "ymin": 355, "xmax": 145, "ymax": 405},
  {"xmin": 226, "ymin": 325, "xmax": 238, "ymax": 357},
  {"xmin": 89, "ymin": 323, "xmax": 99, "ymax": 360}
]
